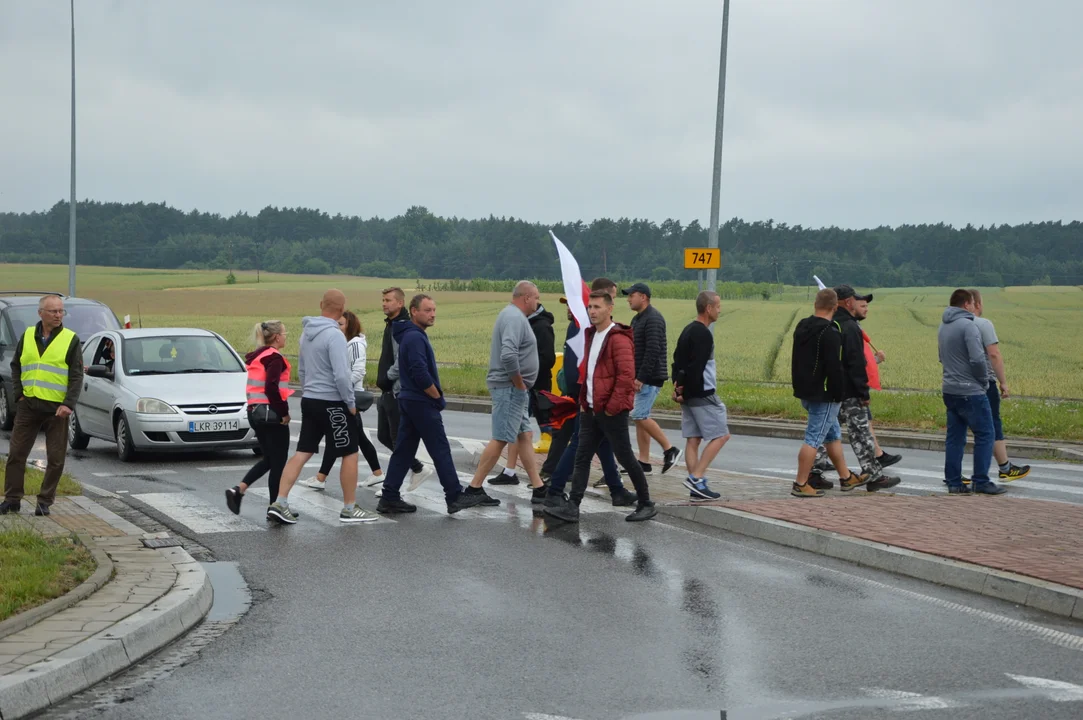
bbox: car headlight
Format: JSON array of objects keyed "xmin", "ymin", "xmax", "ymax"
[{"xmin": 136, "ymin": 398, "xmax": 177, "ymax": 414}]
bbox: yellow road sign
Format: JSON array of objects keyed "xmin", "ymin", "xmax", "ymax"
[{"xmin": 684, "ymin": 248, "xmax": 721, "ymax": 270}]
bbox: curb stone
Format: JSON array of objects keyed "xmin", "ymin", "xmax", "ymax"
[
  {"xmin": 437, "ymin": 393, "xmax": 1083, "ymax": 460},
  {"xmin": 655, "ymin": 503, "xmax": 1083, "ymax": 621},
  {"xmin": 0, "ymin": 543, "xmax": 213, "ymax": 719},
  {"xmin": 0, "ymin": 535, "xmax": 113, "ymax": 642}
]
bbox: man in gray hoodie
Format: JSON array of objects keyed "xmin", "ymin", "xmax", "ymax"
[
  {"xmin": 267, "ymin": 289, "xmax": 380, "ymax": 524},
  {"xmin": 937, "ymin": 288, "xmax": 1006, "ymax": 495}
]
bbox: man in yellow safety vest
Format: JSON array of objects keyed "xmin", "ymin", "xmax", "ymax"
[{"xmin": 1, "ymin": 295, "xmax": 84, "ymax": 516}]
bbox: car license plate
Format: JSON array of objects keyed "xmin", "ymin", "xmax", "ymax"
[{"xmin": 188, "ymin": 420, "xmax": 240, "ymax": 433}]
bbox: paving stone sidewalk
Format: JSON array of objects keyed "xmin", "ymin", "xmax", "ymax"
[{"xmin": 0, "ymin": 497, "xmax": 179, "ymax": 676}]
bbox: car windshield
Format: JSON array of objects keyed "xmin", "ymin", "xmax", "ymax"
[
  {"xmin": 121, "ymin": 335, "xmax": 244, "ymax": 375},
  {"xmin": 7, "ymin": 303, "xmax": 121, "ymax": 341}
]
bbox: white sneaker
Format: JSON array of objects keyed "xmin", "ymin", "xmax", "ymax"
[
  {"xmin": 375, "ymin": 488, "xmax": 383, "ymax": 498},
  {"xmin": 407, "ymin": 466, "xmax": 433, "ymax": 493},
  {"xmin": 358, "ymin": 473, "xmax": 384, "ymax": 489},
  {"xmin": 299, "ymin": 477, "xmax": 326, "ymax": 490}
]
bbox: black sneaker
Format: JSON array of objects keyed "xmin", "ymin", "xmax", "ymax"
[
  {"xmin": 610, "ymin": 488, "xmax": 638, "ymax": 507},
  {"xmin": 488, "ymin": 469, "xmax": 520, "ymax": 486},
  {"xmin": 807, "ymin": 472, "xmax": 834, "ymax": 491},
  {"xmin": 225, "ymin": 487, "xmax": 243, "ymax": 515},
  {"xmin": 947, "ymin": 484, "xmax": 972, "ymax": 494},
  {"xmin": 543, "ymin": 492, "xmax": 567, "ymax": 510},
  {"xmin": 662, "ymin": 447, "xmax": 682, "ymax": 474},
  {"xmin": 866, "ymin": 475, "xmax": 901, "ymax": 492},
  {"xmin": 465, "ymin": 485, "xmax": 500, "ymax": 506},
  {"xmin": 530, "ymin": 486, "xmax": 547, "ymax": 504},
  {"xmin": 0, "ymin": 500, "xmax": 20, "ymax": 515},
  {"xmin": 625, "ymin": 503, "xmax": 658, "ymax": 522},
  {"xmin": 448, "ymin": 490, "xmax": 486, "ymax": 514},
  {"xmin": 543, "ymin": 496, "xmax": 580, "ymax": 523},
  {"xmin": 972, "ymin": 481, "xmax": 1008, "ymax": 495},
  {"xmin": 377, "ymin": 496, "xmax": 418, "ymax": 514},
  {"xmin": 410, "ymin": 460, "xmax": 425, "ymax": 474},
  {"xmin": 34, "ymin": 503, "xmax": 50, "ymax": 517},
  {"xmin": 539, "ymin": 469, "xmax": 552, "ymax": 481},
  {"xmin": 876, "ymin": 452, "xmax": 902, "ymax": 468},
  {"xmin": 620, "ymin": 461, "xmax": 653, "ymax": 475},
  {"xmin": 999, "ymin": 464, "xmax": 1030, "ymax": 481}
]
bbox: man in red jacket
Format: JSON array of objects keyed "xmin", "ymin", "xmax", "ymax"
[{"xmin": 543, "ymin": 290, "xmax": 657, "ymax": 523}]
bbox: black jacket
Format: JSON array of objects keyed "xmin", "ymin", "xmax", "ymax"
[
  {"xmin": 671, "ymin": 320, "xmax": 715, "ymax": 400},
  {"xmin": 791, "ymin": 316, "xmax": 845, "ymax": 402},
  {"xmin": 833, "ymin": 307, "xmax": 870, "ymax": 401},
  {"xmin": 562, "ymin": 321, "xmax": 582, "ymax": 400},
  {"xmin": 376, "ymin": 307, "xmax": 409, "ymax": 392},
  {"xmin": 528, "ymin": 306, "xmax": 556, "ymax": 393},
  {"xmin": 631, "ymin": 304, "xmax": 668, "ymax": 386}
]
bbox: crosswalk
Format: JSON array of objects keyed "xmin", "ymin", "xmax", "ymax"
[
  {"xmin": 127, "ymin": 473, "xmax": 620, "ymax": 537},
  {"xmin": 750, "ymin": 463, "xmax": 1083, "ymax": 503}
]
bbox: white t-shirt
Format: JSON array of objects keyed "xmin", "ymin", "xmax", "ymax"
[{"xmin": 585, "ymin": 323, "xmax": 614, "ymax": 409}]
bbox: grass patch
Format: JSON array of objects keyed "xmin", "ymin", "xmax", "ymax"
[
  {"xmin": 0, "ymin": 529, "xmax": 96, "ymax": 622},
  {"xmin": 0, "ymin": 459, "xmax": 82, "ymax": 497}
]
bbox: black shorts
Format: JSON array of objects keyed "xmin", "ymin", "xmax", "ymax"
[{"xmin": 296, "ymin": 398, "xmax": 359, "ymax": 458}]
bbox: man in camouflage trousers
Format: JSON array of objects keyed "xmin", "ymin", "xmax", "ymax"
[{"xmin": 808, "ymin": 285, "xmax": 901, "ymax": 492}]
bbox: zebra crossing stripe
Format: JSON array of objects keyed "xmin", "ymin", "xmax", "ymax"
[
  {"xmin": 132, "ymin": 492, "xmax": 265, "ymax": 534},
  {"xmin": 248, "ymin": 486, "xmax": 396, "ymax": 527}
]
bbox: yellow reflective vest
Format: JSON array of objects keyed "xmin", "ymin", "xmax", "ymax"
[{"xmin": 20, "ymin": 326, "xmax": 76, "ymax": 403}]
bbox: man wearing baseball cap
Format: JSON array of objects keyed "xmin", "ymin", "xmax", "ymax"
[
  {"xmin": 622, "ymin": 282, "xmax": 681, "ymax": 475},
  {"xmin": 809, "ymin": 285, "xmax": 901, "ymax": 492}
]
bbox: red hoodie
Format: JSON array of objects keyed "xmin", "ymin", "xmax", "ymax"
[{"xmin": 578, "ymin": 322, "xmax": 637, "ymax": 415}]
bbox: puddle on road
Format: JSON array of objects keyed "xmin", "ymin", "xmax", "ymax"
[{"xmin": 202, "ymin": 561, "xmax": 251, "ymax": 622}]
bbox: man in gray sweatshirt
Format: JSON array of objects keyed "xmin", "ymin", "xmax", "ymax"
[
  {"xmin": 466, "ymin": 281, "xmax": 547, "ymax": 504},
  {"xmin": 937, "ymin": 288, "xmax": 1006, "ymax": 495},
  {"xmin": 267, "ymin": 289, "xmax": 380, "ymax": 524}
]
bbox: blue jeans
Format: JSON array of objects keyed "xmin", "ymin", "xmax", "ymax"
[
  {"xmin": 943, "ymin": 392, "xmax": 994, "ymax": 486},
  {"xmin": 548, "ymin": 415, "xmax": 625, "ymax": 496},
  {"xmin": 382, "ymin": 398, "xmax": 464, "ymax": 502}
]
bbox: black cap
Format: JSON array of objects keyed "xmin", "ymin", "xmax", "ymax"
[
  {"xmin": 834, "ymin": 284, "xmax": 873, "ymax": 302},
  {"xmin": 620, "ymin": 282, "xmax": 651, "ymax": 298}
]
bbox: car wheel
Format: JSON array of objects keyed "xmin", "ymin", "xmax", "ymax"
[
  {"xmin": 0, "ymin": 383, "xmax": 12, "ymax": 432},
  {"xmin": 69, "ymin": 411, "xmax": 91, "ymax": 450},
  {"xmin": 115, "ymin": 413, "xmax": 137, "ymax": 462}
]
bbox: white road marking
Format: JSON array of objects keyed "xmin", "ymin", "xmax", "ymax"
[
  {"xmin": 91, "ymin": 469, "xmax": 177, "ymax": 477},
  {"xmin": 79, "ymin": 481, "xmax": 119, "ymax": 498},
  {"xmin": 196, "ymin": 462, "xmax": 320, "ymax": 472},
  {"xmin": 1005, "ymin": 674, "xmax": 1083, "ymax": 702},
  {"xmin": 248, "ymin": 487, "xmax": 394, "ymax": 527},
  {"xmin": 1031, "ymin": 463, "xmax": 1083, "ymax": 473},
  {"xmin": 523, "ymin": 714, "xmax": 587, "ymax": 720},
  {"xmin": 861, "ymin": 687, "xmax": 959, "ymax": 711},
  {"xmin": 133, "ymin": 492, "xmax": 264, "ymax": 533}
]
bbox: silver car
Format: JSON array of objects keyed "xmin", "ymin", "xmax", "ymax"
[{"xmin": 69, "ymin": 328, "xmax": 259, "ymax": 461}]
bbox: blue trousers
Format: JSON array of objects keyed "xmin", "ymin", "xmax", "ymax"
[
  {"xmin": 943, "ymin": 392, "xmax": 994, "ymax": 486},
  {"xmin": 548, "ymin": 414, "xmax": 625, "ymax": 496},
  {"xmin": 382, "ymin": 398, "xmax": 463, "ymax": 502}
]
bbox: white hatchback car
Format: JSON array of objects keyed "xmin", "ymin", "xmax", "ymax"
[{"xmin": 70, "ymin": 328, "xmax": 259, "ymax": 460}]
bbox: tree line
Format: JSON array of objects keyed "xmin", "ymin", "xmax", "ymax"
[{"xmin": 1, "ymin": 200, "xmax": 1081, "ymax": 287}]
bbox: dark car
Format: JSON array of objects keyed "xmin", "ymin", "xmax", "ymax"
[{"xmin": 0, "ymin": 291, "xmax": 122, "ymax": 430}]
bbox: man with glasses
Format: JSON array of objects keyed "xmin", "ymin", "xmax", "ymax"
[{"xmin": 2, "ymin": 295, "xmax": 83, "ymax": 516}]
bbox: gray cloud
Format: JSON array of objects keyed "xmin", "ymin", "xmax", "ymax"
[{"xmin": 1, "ymin": 0, "xmax": 1080, "ymax": 228}]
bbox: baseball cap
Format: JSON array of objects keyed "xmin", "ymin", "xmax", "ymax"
[
  {"xmin": 834, "ymin": 284, "xmax": 873, "ymax": 302},
  {"xmin": 620, "ymin": 282, "xmax": 652, "ymax": 298}
]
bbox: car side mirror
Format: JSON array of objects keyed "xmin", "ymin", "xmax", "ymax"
[{"xmin": 87, "ymin": 364, "xmax": 114, "ymax": 380}]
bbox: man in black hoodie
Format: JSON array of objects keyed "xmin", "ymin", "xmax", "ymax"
[
  {"xmin": 809, "ymin": 285, "xmax": 901, "ymax": 492},
  {"xmin": 373, "ymin": 287, "xmax": 425, "ymax": 486},
  {"xmin": 791, "ymin": 289, "xmax": 861, "ymax": 497}
]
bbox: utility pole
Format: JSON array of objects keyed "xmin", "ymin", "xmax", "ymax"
[
  {"xmin": 705, "ymin": 0, "xmax": 731, "ymax": 293},
  {"xmin": 68, "ymin": 0, "xmax": 77, "ymax": 296}
]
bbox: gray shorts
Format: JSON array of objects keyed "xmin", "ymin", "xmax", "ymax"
[{"xmin": 681, "ymin": 395, "xmax": 730, "ymax": 442}]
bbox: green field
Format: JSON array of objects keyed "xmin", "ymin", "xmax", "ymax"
[{"xmin": 3, "ymin": 264, "xmax": 1082, "ymax": 440}]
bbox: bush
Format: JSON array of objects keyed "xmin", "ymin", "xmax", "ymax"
[
  {"xmin": 651, "ymin": 266, "xmax": 675, "ymax": 282},
  {"xmin": 225, "ymin": 272, "xmax": 237, "ymax": 285},
  {"xmin": 301, "ymin": 258, "xmax": 332, "ymax": 275}
]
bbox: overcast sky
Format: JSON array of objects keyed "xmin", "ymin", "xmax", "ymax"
[{"xmin": 1, "ymin": 0, "xmax": 1080, "ymax": 228}]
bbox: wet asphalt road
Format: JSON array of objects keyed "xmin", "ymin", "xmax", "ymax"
[{"xmin": 4, "ymin": 407, "xmax": 1082, "ymax": 719}]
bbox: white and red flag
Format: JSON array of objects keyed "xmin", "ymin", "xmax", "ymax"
[
  {"xmin": 123, "ymin": 314, "xmax": 132, "ymax": 329},
  {"xmin": 549, "ymin": 230, "xmax": 590, "ymax": 360}
]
